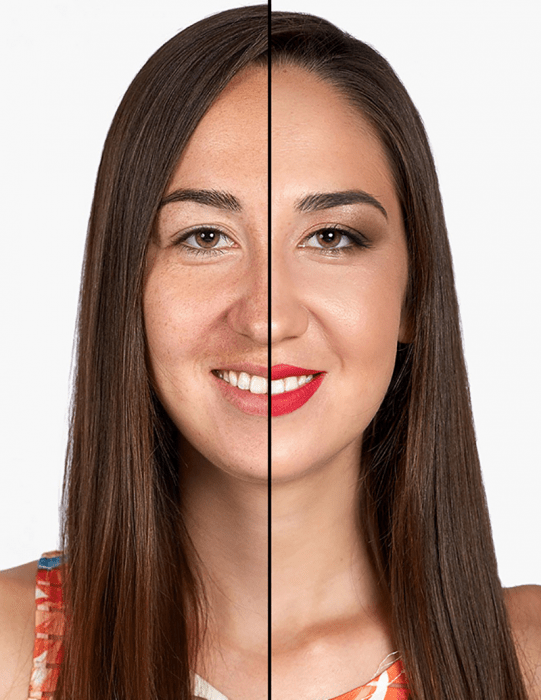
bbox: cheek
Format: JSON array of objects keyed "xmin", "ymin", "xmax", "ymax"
[
  {"xmin": 143, "ymin": 264, "xmax": 224, "ymax": 386},
  {"xmin": 337, "ymin": 289, "xmax": 400, "ymax": 386},
  {"xmin": 306, "ymin": 259, "xmax": 406, "ymax": 398}
]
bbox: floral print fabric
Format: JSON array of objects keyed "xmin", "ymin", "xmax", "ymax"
[
  {"xmin": 28, "ymin": 552, "xmax": 65, "ymax": 699},
  {"xmin": 329, "ymin": 658, "xmax": 409, "ymax": 700},
  {"xmin": 27, "ymin": 552, "xmax": 409, "ymax": 699}
]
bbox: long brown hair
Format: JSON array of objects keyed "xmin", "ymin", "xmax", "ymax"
[
  {"xmin": 59, "ymin": 5, "xmax": 528, "ymax": 700},
  {"xmin": 58, "ymin": 7, "xmax": 268, "ymax": 699},
  {"xmin": 268, "ymin": 11, "xmax": 529, "ymax": 700}
]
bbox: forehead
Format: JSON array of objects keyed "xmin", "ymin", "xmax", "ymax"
[
  {"xmin": 166, "ymin": 67, "xmax": 267, "ymax": 193},
  {"xmin": 166, "ymin": 65, "xmax": 399, "ymax": 221},
  {"xmin": 270, "ymin": 66, "xmax": 398, "ymax": 213}
]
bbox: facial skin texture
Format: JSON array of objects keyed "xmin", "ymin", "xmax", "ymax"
[
  {"xmin": 144, "ymin": 65, "xmax": 409, "ymax": 485},
  {"xmin": 271, "ymin": 66, "xmax": 409, "ymax": 483},
  {"xmin": 144, "ymin": 67, "xmax": 269, "ymax": 481}
]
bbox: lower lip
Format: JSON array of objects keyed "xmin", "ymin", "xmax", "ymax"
[
  {"xmin": 271, "ymin": 373, "xmax": 324, "ymax": 417},
  {"xmin": 213, "ymin": 373, "xmax": 268, "ymax": 416},
  {"xmin": 212, "ymin": 373, "xmax": 325, "ymax": 417}
]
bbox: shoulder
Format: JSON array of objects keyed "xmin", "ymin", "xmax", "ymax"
[
  {"xmin": 504, "ymin": 585, "xmax": 541, "ymax": 700},
  {"xmin": 0, "ymin": 560, "xmax": 39, "ymax": 700}
]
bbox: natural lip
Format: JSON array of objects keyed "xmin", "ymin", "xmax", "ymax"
[{"xmin": 271, "ymin": 364, "xmax": 322, "ymax": 381}]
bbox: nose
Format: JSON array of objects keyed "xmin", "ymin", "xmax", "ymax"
[
  {"xmin": 225, "ymin": 252, "xmax": 269, "ymax": 347},
  {"xmin": 271, "ymin": 255, "xmax": 309, "ymax": 345},
  {"xmin": 226, "ymin": 245, "xmax": 310, "ymax": 347}
]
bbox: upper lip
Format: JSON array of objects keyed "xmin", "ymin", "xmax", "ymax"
[{"xmin": 271, "ymin": 364, "xmax": 322, "ymax": 381}]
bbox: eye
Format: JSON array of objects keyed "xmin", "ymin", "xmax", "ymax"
[
  {"xmin": 304, "ymin": 229, "xmax": 351, "ymax": 249},
  {"xmin": 175, "ymin": 227, "xmax": 235, "ymax": 256},
  {"xmin": 299, "ymin": 226, "xmax": 370, "ymax": 255},
  {"xmin": 181, "ymin": 228, "xmax": 234, "ymax": 249}
]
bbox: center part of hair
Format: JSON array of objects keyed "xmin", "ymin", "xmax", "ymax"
[{"xmin": 214, "ymin": 370, "xmax": 315, "ymax": 395}]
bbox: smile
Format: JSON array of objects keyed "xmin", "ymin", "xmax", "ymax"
[
  {"xmin": 213, "ymin": 370, "xmax": 317, "ymax": 395},
  {"xmin": 211, "ymin": 364, "xmax": 326, "ymax": 417},
  {"xmin": 270, "ymin": 365, "xmax": 325, "ymax": 417}
]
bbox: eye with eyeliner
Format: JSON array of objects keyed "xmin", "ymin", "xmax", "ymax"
[
  {"xmin": 173, "ymin": 226, "xmax": 236, "ymax": 257},
  {"xmin": 299, "ymin": 225, "xmax": 372, "ymax": 256}
]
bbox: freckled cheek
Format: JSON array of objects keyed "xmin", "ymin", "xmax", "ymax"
[{"xmin": 142, "ymin": 270, "xmax": 229, "ymax": 378}]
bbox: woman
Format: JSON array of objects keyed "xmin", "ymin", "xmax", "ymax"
[{"xmin": 0, "ymin": 5, "xmax": 540, "ymax": 700}]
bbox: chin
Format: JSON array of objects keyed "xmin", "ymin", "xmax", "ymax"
[
  {"xmin": 270, "ymin": 440, "xmax": 335, "ymax": 483},
  {"xmin": 178, "ymin": 431, "xmax": 269, "ymax": 484},
  {"xmin": 270, "ymin": 415, "xmax": 368, "ymax": 484}
]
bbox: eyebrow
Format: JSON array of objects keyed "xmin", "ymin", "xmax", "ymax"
[
  {"xmin": 159, "ymin": 188, "xmax": 241, "ymax": 212},
  {"xmin": 295, "ymin": 190, "xmax": 388, "ymax": 219}
]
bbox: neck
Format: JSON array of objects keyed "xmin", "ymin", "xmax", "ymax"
[
  {"xmin": 182, "ymin": 448, "xmax": 269, "ymax": 652},
  {"xmin": 182, "ymin": 441, "xmax": 387, "ymax": 655},
  {"xmin": 271, "ymin": 444, "xmax": 387, "ymax": 648}
]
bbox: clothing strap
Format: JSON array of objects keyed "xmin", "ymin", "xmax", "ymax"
[{"xmin": 27, "ymin": 551, "xmax": 65, "ymax": 699}]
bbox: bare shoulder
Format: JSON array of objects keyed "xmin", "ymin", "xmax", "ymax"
[
  {"xmin": 0, "ymin": 560, "xmax": 38, "ymax": 700},
  {"xmin": 505, "ymin": 585, "xmax": 541, "ymax": 700}
]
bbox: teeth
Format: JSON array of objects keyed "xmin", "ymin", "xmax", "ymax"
[
  {"xmin": 271, "ymin": 379, "xmax": 285, "ymax": 395},
  {"xmin": 215, "ymin": 370, "xmax": 316, "ymax": 395},
  {"xmin": 250, "ymin": 375, "xmax": 267, "ymax": 394},
  {"xmin": 270, "ymin": 374, "xmax": 313, "ymax": 395},
  {"xmin": 284, "ymin": 376, "xmax": 297, "ymax": 392},
  {"xmin": 238, "ymin": 372, "xmax": 251, "ymax": 390}
]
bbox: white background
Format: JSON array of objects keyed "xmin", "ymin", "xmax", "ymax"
[{"xmin": 1, "ymin": 1, "xmax": 539, "ymax": 584}]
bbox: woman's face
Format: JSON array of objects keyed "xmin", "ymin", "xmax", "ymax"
[
  {"xmin": 270, "ymin": 67, "xmax": 409, "ymax": 481},
  {"xmin": 144, "ymin": 65, "xmax": 409, "ymax": 483},
  {"xmin": 145, "ymin": 67, "xmax": 269, "ymax": 480}
]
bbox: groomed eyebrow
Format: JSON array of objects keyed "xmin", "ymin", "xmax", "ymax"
[
  {"xmin": 159, "ymin": 188, "xmax": 241, "ymax": 212},
  {"xmin": 295, "ymin": 190, "xmax": 388, "ymax": 219}
]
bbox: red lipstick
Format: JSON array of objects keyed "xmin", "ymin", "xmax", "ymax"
[
  {"xmin": 271, "ymin": 365, "xmax": 325, "ymax": 417},
  {"xmin": 271, "ymin": 364, "xmax": 320, "ymax": 380}
]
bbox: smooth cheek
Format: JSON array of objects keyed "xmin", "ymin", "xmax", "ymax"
[
  {"xmin": 320, "ymin": 268, "xmax": 402, "ymax": 414},
  {"xmin": 272, "ymin": 254, "xmax": 406, "ymax": 478}
]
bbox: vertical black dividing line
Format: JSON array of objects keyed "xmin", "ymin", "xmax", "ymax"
[{"xmin": 266, "ymin": 2, "xmax": 272, "ymax": 699}]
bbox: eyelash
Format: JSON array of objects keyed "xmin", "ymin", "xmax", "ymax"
[
  {"xmin": 173, "ymin": 225, "xmax": 370, "ymax": 258},
  {"xmin": 300, "ymin": 226, "xmax": 371, "ymax": 256},
  {"xmin": 174, "ymin": 227, "xmax": 235, "ymax": 257}
]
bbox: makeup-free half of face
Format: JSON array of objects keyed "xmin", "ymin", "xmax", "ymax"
[{"xmin": 144, "ymin": 67, "xmax": 269, "ymax": 482}]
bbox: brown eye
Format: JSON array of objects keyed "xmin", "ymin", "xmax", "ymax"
[
  {"xmin": 177, "ymin": 228, "xmax": 235, "ymax": 254},
  {"xmin": 302, "ymin": 228, "xmax": 353, "ymax": 251},
  {"xmin": 314, "ymin": 229, "xmax": 345, "ymax": 248},
  {"xmin": 193, "ymin": 229, "xmax": 220, "ymax": 248},
  {"xmin": 299, "ymin": 226, "xmax": 371, "ymax": 255}
]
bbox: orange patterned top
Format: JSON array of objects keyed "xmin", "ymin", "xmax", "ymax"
[
  {"xmin": 28, "ymin": 552, "xmax": 409, "ymax": 699},
  {"xmin": 28, "ymin": 552, "xmax": 64, "ymax": 699},
  {"xmin": 325, "ymin": 658, "xmax": 409, "ymax": 700}
]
